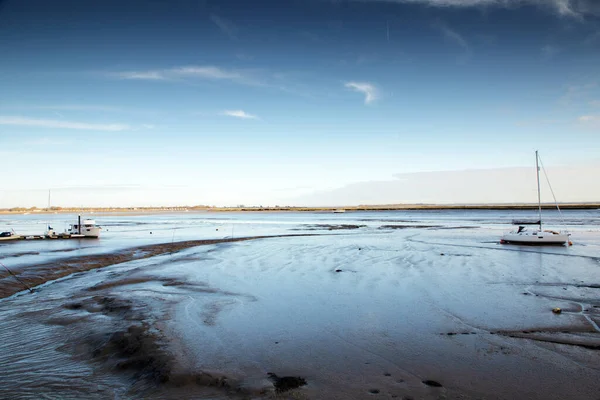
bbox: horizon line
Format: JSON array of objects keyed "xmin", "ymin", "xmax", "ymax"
[{"xmin": 2, "ymin": 202, "xmax": 600, "ymax": 213}]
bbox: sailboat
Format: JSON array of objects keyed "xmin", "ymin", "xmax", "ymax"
[
  {"xmin": 500, "ymin": 151, "xmax": 571, "ymax": 246},
  {"xmin": 45, "ymin": 190, "xmax": 57, "ymax": 238}
]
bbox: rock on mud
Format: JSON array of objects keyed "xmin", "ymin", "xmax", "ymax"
[{"xmin": 267, "ymin": 372, "xmax": 307, "ymax": 393}]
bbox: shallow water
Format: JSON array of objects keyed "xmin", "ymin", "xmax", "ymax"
[{"xmin": 0, "ymin": 210, "xmax": 599, "ymax": 399}]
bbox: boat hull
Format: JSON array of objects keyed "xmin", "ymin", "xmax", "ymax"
[
  {"xmin": 501, "ymin": 232, "xmax": 570, "ymax": 245},
  {"xmin": 0, "ymin": 235, "xmax": 22, "ymax": 241},
  {"xmin": 67, "ymin": 227, "xmax": 101, "ymax": 238}
]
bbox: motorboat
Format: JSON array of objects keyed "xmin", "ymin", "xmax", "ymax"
[
  {"xmin": 66, "ymin": 216, "xmax": 101, "ymax": 238},
  {"xmin": 0, "ymin": 231, "xmax": 21, "ymax": 241}
]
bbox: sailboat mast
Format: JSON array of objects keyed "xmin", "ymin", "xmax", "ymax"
[{"xmin": 535, "ymin": 151, "xmax": 542, "ymax": 231}]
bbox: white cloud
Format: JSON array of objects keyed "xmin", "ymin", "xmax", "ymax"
[
  {"xmin": 291, "ymin": 164, "xmax": 600, "ymax": 206},
  {"xmin": 221, "ymin": 110, "xmax": 259, "ymax": 119},
  {"xmin": 357, "ymin": 0, "xmax": 599, "ymax": 18},
  {"xmin": 345, "ymin": 82, "xmax": 379, "ymax": 104},
  {"xmin": 109, "ymin": 66, "xmax": 314, "ymax": 97},
  {"xmin": 111, "ymin": 65, "xmax": 261, "ymax": 86},
  {"xmin": 114, "ymin": 71, "xmax": 167, "ymax": 80},
  {"xmin": 0, "ymin": 116, "xmax": 130, "ymax": 131}
]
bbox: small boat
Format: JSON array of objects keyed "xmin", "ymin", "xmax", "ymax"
[
  {"xmin": 66, "ymin": 216, "xmax": 101, "ymax": 238},
  {"xmin": 333, "ymin": 209, "xmax": 346, "ymax": 213},
  {"xmin": 501, "ymin": 151, "xmax": 571, "ymax": 246},
  {"xmin": 0, "ymin": 231, "xmax": 21, "ymax": 241},
  {"xmin": 45, "ymin": 225, "xmax": 58, "ymax": 238}
]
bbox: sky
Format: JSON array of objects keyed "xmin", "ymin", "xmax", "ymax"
[{"xmin": 0, "ymin": 0, "xmax": 599, "ymax": 207}]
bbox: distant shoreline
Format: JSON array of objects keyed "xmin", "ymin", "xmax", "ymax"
[{"xmin": 1, "ymin": 203, "xmax": 599, "ymax": 215}]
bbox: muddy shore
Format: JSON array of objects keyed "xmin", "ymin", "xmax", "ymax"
[
  {"xmin": 0, "ymin": 234, "xmax": 317, "ymax": 299},
  {"xmin": 0, "ymin": 214, "xmax": 599, "ymax": 399}
]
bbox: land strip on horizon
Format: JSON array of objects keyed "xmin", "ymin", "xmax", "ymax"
[{"xmin": 1, "ymin": 203, "xmax": 600, "ymax": 214}]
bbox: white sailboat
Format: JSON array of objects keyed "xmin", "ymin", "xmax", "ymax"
[
  {"xmin": 500, "ymin": 151, "xmax": 571, "ymax": 246},
  {"xmin": 45, "ymin": 190, "xmax": 57, "ymax": 238}
]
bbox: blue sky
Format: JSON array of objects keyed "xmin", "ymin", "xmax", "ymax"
[{"xmin": 0, "ymin": 0, "xmax": 599, "ymax": 207}]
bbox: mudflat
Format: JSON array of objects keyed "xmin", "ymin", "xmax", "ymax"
[{"xmin": 0, "ymin": 211, "xmax": 598, "ymax": 399}]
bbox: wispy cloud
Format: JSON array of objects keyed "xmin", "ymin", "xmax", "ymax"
[
  {"xmin": 109, "ymin": 66, "xmax": 317, "ymax": 98},
  {"xmin": 23, "ymin": 138, "xmax": 73, "ymax": 146},
  {"xmin": 560, "ymin": 81, "xmax": 598, "ymax": 105},
  {"xmin": 111, "ymin": 65, "xmax": 263, "ymax": 86},
  {"xmin": 210, "ymin": 14, "xmax": 238, "ymax": 40},
  {"xmin": 357, "ymin": 0, "xmax": 600, "ymax": 18},
  {"xmin": 577, "ymin": 115, "xmax": 600, "ymax": 131},
  {"xmin": 578, "ymin": 115, "xmax": 600, "ymax": 125},
  {"xmin": 298, "ymin": 31, "xmax": 322, "ymax": 43},
  {"xmin": 541, "ymin": 44, "xmax": 561, "ymax": 59},
  {"xmin": 434, "ymin": 21, "xmax": 471, "ymax": 62},
  {"xmin": 221, "ymin": 110, "xmax": 259, "ymax": 120},
  {"xmin": 171, "ymin": 66, "xmax": 242, "ymax": 80},
  {"xmin": 0, "ymin": 116, "xmax": 130, "ymax": 131},
  {"xmin": 0, "ymin": 104, "xmax": 159, "ymax": 117},
  {"xmin": 345, "ymin": 82, "xmax": 379, "ymax": 104},
  {"xmin": 114, "ymin": 71, "xmax": 167, "ymax": 80},
  {"xmin": 584, "ymin": 30, "xmax": 600, "ymax": 45},
  {"xmin": 590, "ymin": 100, "xmax": 600, "ymax": 107},
  {"xmin": 515, "ymin": 118, "xmax": 566, "ymax": 127},
  {"xmin": 33, "ymin": 104, "xmax": 123, "ymax": 112},
  {"xmin": 235, "ymin": 53, "xmax": 254, "ymax": 61}
]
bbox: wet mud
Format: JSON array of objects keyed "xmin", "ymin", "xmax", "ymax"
[
  {"xmin": 1, "ymin": 213, "xmax": 599, "ymax": 400},
  {"xmin": 295, "ymin": 224, "xmax": 366, "ymax": 231},
  {"xmin": 438, "ymin": 277, "xmax": 600, "ymax": 354},
  {"xmin": 379, "ymin": 225, "xmax": 441, "ymax": 229},
  {"xmin": 1, "ymin": 251, "xmax": 40, "ymax": 258},
  {"xmin": 95, "ymin": 323, "xmax": 172, "ymax": 383},
  {"xmin": 0, "ymin": 233, "xmax": 318, "ymax": 299},
  {"xmin": 49, "ymin": 274, "xmax": 251, "ymax": 398}
]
